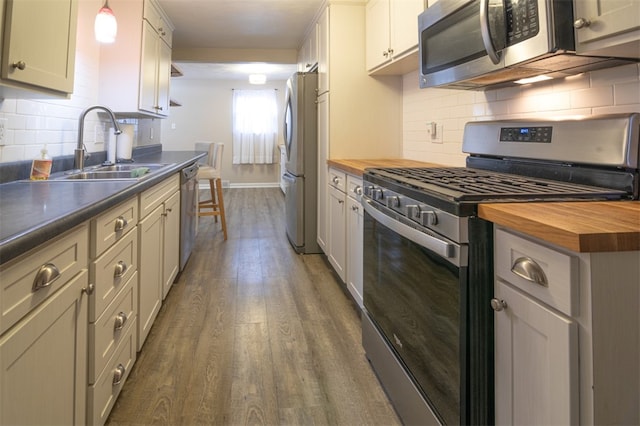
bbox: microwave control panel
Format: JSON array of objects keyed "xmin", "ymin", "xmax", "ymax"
[{"xmin": 505, "ymin": 0, "xmax": 540, "ymax": 46}]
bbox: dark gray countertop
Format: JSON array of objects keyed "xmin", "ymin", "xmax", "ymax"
[{"xmin": 0, "ymin": 150, "xmax": 205, "ymax": 265}]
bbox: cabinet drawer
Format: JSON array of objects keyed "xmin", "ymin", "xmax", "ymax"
[
  {"xmin": 89, "ymin": 271, "xmax": 137, "ymax": 385},
  {"xmin": 91, "ymin": 197, "xmax": 138, "ymax": 258},
  {"xmin": 0, "ymin": 224, "xmax": 88, "ymax": 335},
  {"xmin": 87, "ymin": 319, "xmax": 136, "ymax": 426},
  {"xmin": 495, "ymin": 228, "xmax": 578, "ymax": 316},
  {"xmin": 346, "ymin": 174, "xmax": 363, "ymax": 201},
  {"xmin": 90, "ymin": 227, "xmax": 138, "ymax": 322},
  {"xmin": 139, "ymin": 174, "xmax": 179, "ymax": 219},
  {"xmin": 328, "ymin": 168, "xmax": 346, "ymax": 192}
]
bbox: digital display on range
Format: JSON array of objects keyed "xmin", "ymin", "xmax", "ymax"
[{"xmin": 500, "ymin": 126, "xmax": 552, "ymax": 143}]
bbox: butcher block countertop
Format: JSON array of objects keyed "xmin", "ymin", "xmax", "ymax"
[
  {"xmin": 328, "ymin": 158, "xmax": 640, "ymax": 253},
  {"xmin": 479, "ymin": 202, "xmax": 640, "ymax": 253},
  {"xmin": 327, "ymin": 158, "xmax": 443, "ymax": 176}
]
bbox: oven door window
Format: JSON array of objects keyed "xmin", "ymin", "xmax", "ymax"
[{"xmin": 363, "ymin": 211, "xmax": 464, "ymax": 426}]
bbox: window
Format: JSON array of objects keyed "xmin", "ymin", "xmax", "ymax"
[{"xmin": 232, "ymin": 89, "xmax": 278, "ymax": 164}]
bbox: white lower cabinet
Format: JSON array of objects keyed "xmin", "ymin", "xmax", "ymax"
[
  {"xmin": 0, "ymin": 224, "xmax": 89, "ymax": 426},
  {"xmin": 494, "ymin": 280, "xmax": 578, "ymax": 425},
  {"xmin": 346, "ymin": 175, "xmax": 364, "ymax": 308},
  {"xmin": 327, "ymin": 169, "xmax": 347, "ymax": 282},
  {"xmin": 493, "ymin": 226, "xmax": 640, "ymax": 425},
  {"xmin": 138, "ymin": 174, "xmax": 180, "ymax": 350},
  {"xmin": 88, "ymin": 197, "xmax": 139, "ymax": 425}
]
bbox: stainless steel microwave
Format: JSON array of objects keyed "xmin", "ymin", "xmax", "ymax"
[{"xmin": 418, "ymin": 0, "xmax": 631, "ymax": 90}]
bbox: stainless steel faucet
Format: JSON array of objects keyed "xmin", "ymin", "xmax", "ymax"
[{"xmin": 75, "ymin": 105, "xmax": 122, "ymax": 171}]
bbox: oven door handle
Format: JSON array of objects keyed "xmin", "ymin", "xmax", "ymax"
[{"xmin": 363, "ymin": 199, "xmax": 459, "ymax": 262}]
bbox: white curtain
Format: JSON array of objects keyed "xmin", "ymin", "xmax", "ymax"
[{"xmin": 232, "ymin": 89, "xmax": 278, "ymax": 164}]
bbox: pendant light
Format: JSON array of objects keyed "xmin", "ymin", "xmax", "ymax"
[{"xmin": 95, "ymin": 0, "xmax": 117, "ymax": 44}]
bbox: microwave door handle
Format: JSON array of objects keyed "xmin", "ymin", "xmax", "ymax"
[{"xmin": 480, "ymin": 0, "xmax": 501, "ymax": 64}]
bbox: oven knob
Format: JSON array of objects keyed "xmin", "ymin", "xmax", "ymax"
[
  {"xmin": 371, "ymin": 188, "xmax": 383, "ymax": 200},
  {"xmin": 405, "ymin": 204, "xmax": 419, "ymax": 218},
  {"xmin": 419, "ymin": 210, "xmax": 438, "ymax": 226},
  {"xmin": 386, "ymin": 195, "xmax": 400, "ymax": 208}
]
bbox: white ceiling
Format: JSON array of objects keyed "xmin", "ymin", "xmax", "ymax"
[{"xmin": 157, "ymin": 0, "xmax": 324, "ymax": 80}]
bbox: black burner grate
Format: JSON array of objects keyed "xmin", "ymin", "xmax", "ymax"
[{"xmin": 369, "ymin": 167, "xmax": 629, "ymax": 201}]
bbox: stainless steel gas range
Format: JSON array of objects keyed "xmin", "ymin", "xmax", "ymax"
[{"xmin": 361, "ymin": 113, "xmax": 639, "ymax": 425}]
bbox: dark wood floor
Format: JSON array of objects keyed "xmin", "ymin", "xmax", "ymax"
[{"xmin": 106, "ymin": 187, "xmax": 401, "ymax": 426}]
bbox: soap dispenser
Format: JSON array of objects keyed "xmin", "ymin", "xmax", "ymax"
[{"xmin": 30, "ymin": 145, "xmax": 53, "ymax": 180}]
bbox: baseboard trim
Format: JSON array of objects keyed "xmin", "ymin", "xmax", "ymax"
[{"xmin": 198, "ymin": 181, "xmax": 280, "ymax": 189}]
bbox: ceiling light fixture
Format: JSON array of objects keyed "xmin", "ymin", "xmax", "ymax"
[
  {"xmin": 95, "ymin": 0, "xmax": 117, "ymax": 44},
  {"xmin": 515, "ymin": 75, "xmax": 553, "ymax": 85},
  {"xmin": 249, "ymin": 74, "xmax": 267, "ymax": 85}
]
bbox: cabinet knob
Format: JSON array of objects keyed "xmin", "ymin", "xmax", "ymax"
[
  {"xmin": 351, "ymin": 205, "xmax": 359, "ymax": 212},
  {"xmin": 114, "ymin": 216, "xmax": 128, "ymax": 232},
  {"xmin": 490, "ymin": 298, "xmax": 507, "ymax": 312},
  {"xmin": 114, "ymin": 260, "xmax": 128, "ymax": 279},
  {"xmin": 332, "ymin": 176, "xmax": 340, "ymax": 184},
  {"xmin": 11, "ymin": 61, "xmax": 26, "ymax": 70},
  {"xmin": 82, "ymin": 283, "xmax": 95, "ymax": 296},
  {"xmin": 114, "ymin": 312, "xmax": 128, "ymax": 331},
  {"xmin": 32, "ymin": 263, "xmax": 61, "ymax": 292},
  {"xmin": 573, "ymin": 18, "xmax": 591, "ymax": 29},
  {"xmin": 382, "ymin": 50, "xmax": 389, "ymax": 57},
  {"xmin": 113, "ymin": 364, "xmax": 126, "ymax": 386},
  {"xmin": 354, "ymin": 185, "xmax": 362, "ymax": 196}
]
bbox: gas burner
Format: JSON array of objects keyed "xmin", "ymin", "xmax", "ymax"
[{"xmin": 368, "ymin": 167, "xmax": 630, "ymax": 202}]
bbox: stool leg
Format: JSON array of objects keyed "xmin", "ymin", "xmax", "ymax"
[
  {"xmin": 209, "ymin": 179, "xmax": 219, "ymax": 223},
  {"xmin": 215, "ymin": 178, "xmax": 227, "ymax": 240}
]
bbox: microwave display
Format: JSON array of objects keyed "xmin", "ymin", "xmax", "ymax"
[{"xmin": 505, "ymin": 0, "xmax": 540, "ymax": 46}]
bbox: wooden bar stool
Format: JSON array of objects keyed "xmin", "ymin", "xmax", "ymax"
[{"xmin": 197, "ymin": 142, "xmax": 227, "ymax": 240}]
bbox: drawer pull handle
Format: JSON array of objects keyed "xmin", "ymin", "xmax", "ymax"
[
  {"xmin": 32, "ymin": 263, "xmax": 61, "ymax": 292},
  {"xmin": 114, "ymin": 261, "xmax": 128, "ymax": 278},
  {"xmin": 114, "ymin": 312, "xmax": 128, "ymax": 331},
  {"xmin": 114, "ymin": 216, "xmax": 128, "ymax": 232},
  {"xmin": 511, "ymin": 256, "xmax": 548, "ymax": 287},
  {"xmin": 113, "ymin": 364, "xmax": 126, "ymax": 386}
]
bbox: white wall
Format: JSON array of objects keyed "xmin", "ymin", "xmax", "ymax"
[
  {"xmin": 402, "ymin": 63, "xmax": 640, "ymax": 166},
  {"xmin": 161, "ymin": 78, "xmax": 287, "ymax": 186}
]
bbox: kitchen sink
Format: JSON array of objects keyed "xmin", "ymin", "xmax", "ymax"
[
  {"xmin": 56, "ymin": 163, "xmax": 171, "ymax": 181},
  {"xmin": 21, "ymin": 163, "xmax": 172, "ymax": 182}
]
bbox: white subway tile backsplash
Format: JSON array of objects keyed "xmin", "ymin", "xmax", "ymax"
[
  {"xmin": 614, "ymin": 80, "xmax": 640, "ymax": 105},
  {"xmin": 403, "ymin": 65, "xmax": 640, "ymax": 166},
  {"xmin": 570, "ymin": 85, "xmax": 614, "ymax": 108}
]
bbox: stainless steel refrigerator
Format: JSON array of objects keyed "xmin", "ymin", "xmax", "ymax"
[{"xmin": 283, "ymin": 71, "xmax": 321, "ymax": 254}]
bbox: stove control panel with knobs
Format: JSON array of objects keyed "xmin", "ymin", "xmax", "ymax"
[{"xmin": 363, "ymin": 182, "xmax": 468, "ymax": 243}]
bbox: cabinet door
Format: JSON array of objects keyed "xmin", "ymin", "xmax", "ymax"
[
  {"xmin": 0, "ymin": 270, "xmax": 88, "ymax": 425},
  {"xmin": 366, "ymin": 0, "xmax": 391, "ymax": 71},
  {"xmin": 1, "ymin": 0, "xmax": 77, "ymax": 93},
  {"xmin": 137, "ymin": 205, "xmax": 163, "ymax": 351},
  {"xmin": 494, "ymin": 281, "xmax": 578, "ymax": 425},
  {"xmin": 162, "ymin": 191, "xmax": 180, "ymax": 299},
  {"xmin": 157, "ymin": 40, "xmax": 172, "ymax": 116},
  {"xmin": 346, "ymin": 195, "xmax": 363, "ymax": 308},
  {"xmin": 328, "ymin": 185, "xmax": 346, "ymax": 282},
  {"xmin": 391, "ymin": 0, "xmax": 424, "ymax": 58},
  {"xmin": 316, "ymin": 94, "xmax": 329, "ymax": 252},
  {"xmin": 317, "ymin": 8, "xmax": 329, "ymax": 96},
  {"xmin": 574, "ymin": 0, "xmax": 640, "ymax": 49},
  {"xmin": 139, "ymin": 20, "xmax": 159, "ymax": 115}
]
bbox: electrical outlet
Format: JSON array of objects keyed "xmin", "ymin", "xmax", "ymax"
[
  {"xmin": 426, "ymin": 121, "xmax": 443, "ymax": 143},
  {"xmin": 0, "ymin": 117, "xmax": 7, "ymax": 145}
]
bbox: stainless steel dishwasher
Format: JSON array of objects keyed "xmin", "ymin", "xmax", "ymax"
[{"xmin": 180, "ymin": 162, "xmax": 199, "ymax": 271}]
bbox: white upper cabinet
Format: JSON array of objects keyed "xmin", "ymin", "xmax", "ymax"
[
  {"xmin": 99, "ymin": 0, "xmax": 174, "ymax": 118},
  {"xmin": 299, "ymin": 23, "xmax": 319, "ymax": 72},
  {"xmin": 574, "ymin": 0, "xmax": 640, "ymax": 59},
  {"xmin": 366, "ymin": 0, "xmax": 425, "ymax": 74},
  {"xmin": 0, "ymin": 0, "xmax": 78, "ymax": 95}
]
